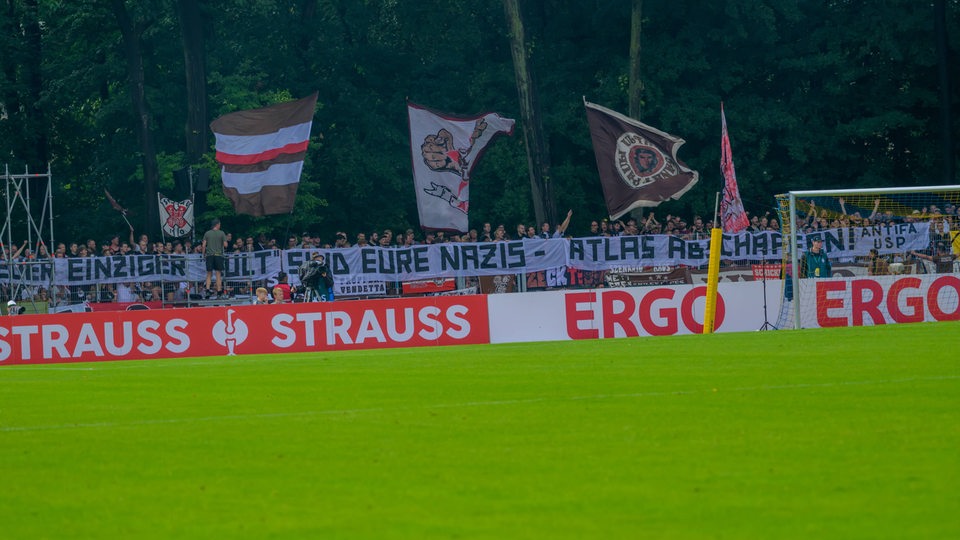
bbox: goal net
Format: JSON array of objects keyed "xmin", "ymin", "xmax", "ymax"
[{"xmin": 774, "ymin": 186, "xmax": 960, "ymax": 329}]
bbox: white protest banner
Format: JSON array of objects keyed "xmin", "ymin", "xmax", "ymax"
[{"xmin": 28, "ymin": 224, "xmax": 933, "ymax": 287}]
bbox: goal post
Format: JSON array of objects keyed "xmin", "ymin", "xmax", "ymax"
[{"xmin": 775, "ymin": 185, "xmax": 960, "ymax": 330}]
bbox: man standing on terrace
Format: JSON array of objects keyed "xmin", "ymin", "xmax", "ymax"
[{"xmin": 202, "ymin": 218, "xmax": 228, "ymax": 298}]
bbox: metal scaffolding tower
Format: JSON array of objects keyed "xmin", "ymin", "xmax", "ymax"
[{"xmin": 2, "ymin": 163, "xmax": 55, "ymax": 309}]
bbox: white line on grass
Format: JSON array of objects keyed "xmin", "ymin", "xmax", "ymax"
[
  {"xmin": 2, "ymin": 375, "xmax": 957, "ymax": 434},
  {"xmin": 0, "ymin": 348, "xmax": 434, "ymax": 372}
]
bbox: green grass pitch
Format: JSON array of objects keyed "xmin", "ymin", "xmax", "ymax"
[{"xmin": 2, "ymin": 322, "xmax": 958, "ymax": 539}]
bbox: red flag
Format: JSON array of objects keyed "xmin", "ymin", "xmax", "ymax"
[
  {"xmin": 211, "ymin": 93, "xmax": 318, "ymax": 216},
  {"xmin": 584, "ymin": 100, "xmax": 699, "ymax": 220},
  {"xmin": 720, "ymin": 103, "xmax": 749, "ymax": 233}
]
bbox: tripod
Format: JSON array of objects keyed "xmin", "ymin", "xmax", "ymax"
[
  {"xmin": 302, "ymin": 285, "xmax": 326, "ymax": 302},
  {"xmin": 757, "ymin": 262, "xmax": 777, "ymax": 330}
]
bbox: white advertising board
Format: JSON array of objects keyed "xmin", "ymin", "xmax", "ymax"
[{"xmin": 487, "ymin": 281, "xmax": 777, "ymax": 343}]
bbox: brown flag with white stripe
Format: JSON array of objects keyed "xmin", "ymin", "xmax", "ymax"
[{"xmin": 210, "ymin": 93, "xmax": 318, "ymax": 216}]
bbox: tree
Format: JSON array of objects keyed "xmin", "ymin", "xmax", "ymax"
[
  {"xmin": 110, "ymin": 0, "xmax": 161, "ymax": 237},
  {"xmin": 934, "ymin": 0, "xmax": 955, "ymax": 183},
  {"xmin": 0, "ymin": 0, "xmax": 46, "ymax": 166},
  {"xmin": 628, "ymin": 0, "xmax": 643, "ymax": 120},
  {"xmin": 176, "ymin": 0, "xmax": 208, "ymax": 165},
  {"xmin": 503, "ymin": 0, "xmax": 555, "ymax": 228},
  {"xmin": 0, "ymin": 0, "xmax": 956, "ymax": 245}
]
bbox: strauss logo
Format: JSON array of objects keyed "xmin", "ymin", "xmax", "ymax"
[{"xmin": 211, "ymin": 309, "xmax": 248, "ymax": 356}]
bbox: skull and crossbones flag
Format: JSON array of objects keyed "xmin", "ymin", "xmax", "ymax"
[{"xmin": 158, "ymin": 194, "xmax": 195, "ymax": 238}]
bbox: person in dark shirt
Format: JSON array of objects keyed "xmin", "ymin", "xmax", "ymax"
[
  {"xmin": 201, "ymin": 218, "xmax": 228, "ymax": 298},
  {"xmin": 801, "ymin": 238, "xmax": 832, "ymax": 278},
  {"xmin": 911, "ymin": 241, "xmax": 957, "ymax": 274}
]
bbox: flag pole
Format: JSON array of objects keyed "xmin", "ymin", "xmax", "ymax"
[
  {"xmin": 713, "ymin": 191, "xmax": 720, "ymax": 228},
  {"xmin": 157, "ymin": 192, "xmax": 167, "ymax": 246},
  {"xmin": 703, "ymin": 190, "xmax": 723, "ymax": 334},
  {"xmin": 105, "ymin": 188, "xmax": 134, "ymax": 231},
  {"xmin": 190, "ymin": 192, "xmax": 196, "ymax": 245}
]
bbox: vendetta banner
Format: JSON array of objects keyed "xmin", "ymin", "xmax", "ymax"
[
  {"xmin": 211, "ymin": 92, "xmax": 318, "ymax": 216},
  {"xmin": 408, "ymin": 102, "xmax": 515, "ymax": 232},
  {"xmin": 585, "ymin": 100, "xmax": 700, "ymax": 220}
]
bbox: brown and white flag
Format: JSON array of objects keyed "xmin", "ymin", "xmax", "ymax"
[
  {"xmin": 584, "ymin": 100, "xmax": 699, "ymax": 220},
  {"xmin": 211, "ymin": 93, "xmax": 318, "ymax": 216}
]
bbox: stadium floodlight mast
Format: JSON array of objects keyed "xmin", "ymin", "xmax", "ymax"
[{"xmin": 777, "ymin": 184, "xmax": 960, "ymax": 330}]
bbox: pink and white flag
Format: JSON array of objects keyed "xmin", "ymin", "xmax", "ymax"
[
  {"xmin": 720, "ymin": 103, "xmax": 750, "ymax": 233},
  {"xmin": 211, "ymin": 93, "xmax": 318, "ymax": 216},
  {"xmin": 408, "ymin": 102, "xmax": 515, "ymax": 232}
]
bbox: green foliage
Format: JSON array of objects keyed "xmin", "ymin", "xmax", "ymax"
[{"xmin": 0, "ymin": 0, "xmax": 956, "ymax": 243}]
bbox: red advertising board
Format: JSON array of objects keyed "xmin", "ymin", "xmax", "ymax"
[
  {"xmin": 402, "ymin": 278, "xmax": 456, "ymax": 295},
  {"xmin": 750, "ymin": 263, "xmax": 782, "ymax": 280},
  {"xmin": 0, "ymin": 295, "xmax": 490, "ymax": 365}
]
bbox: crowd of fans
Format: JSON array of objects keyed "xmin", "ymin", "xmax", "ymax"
[{"xmin": 3, "ymin": 201, "xmax": 959, "ymax": 311}]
